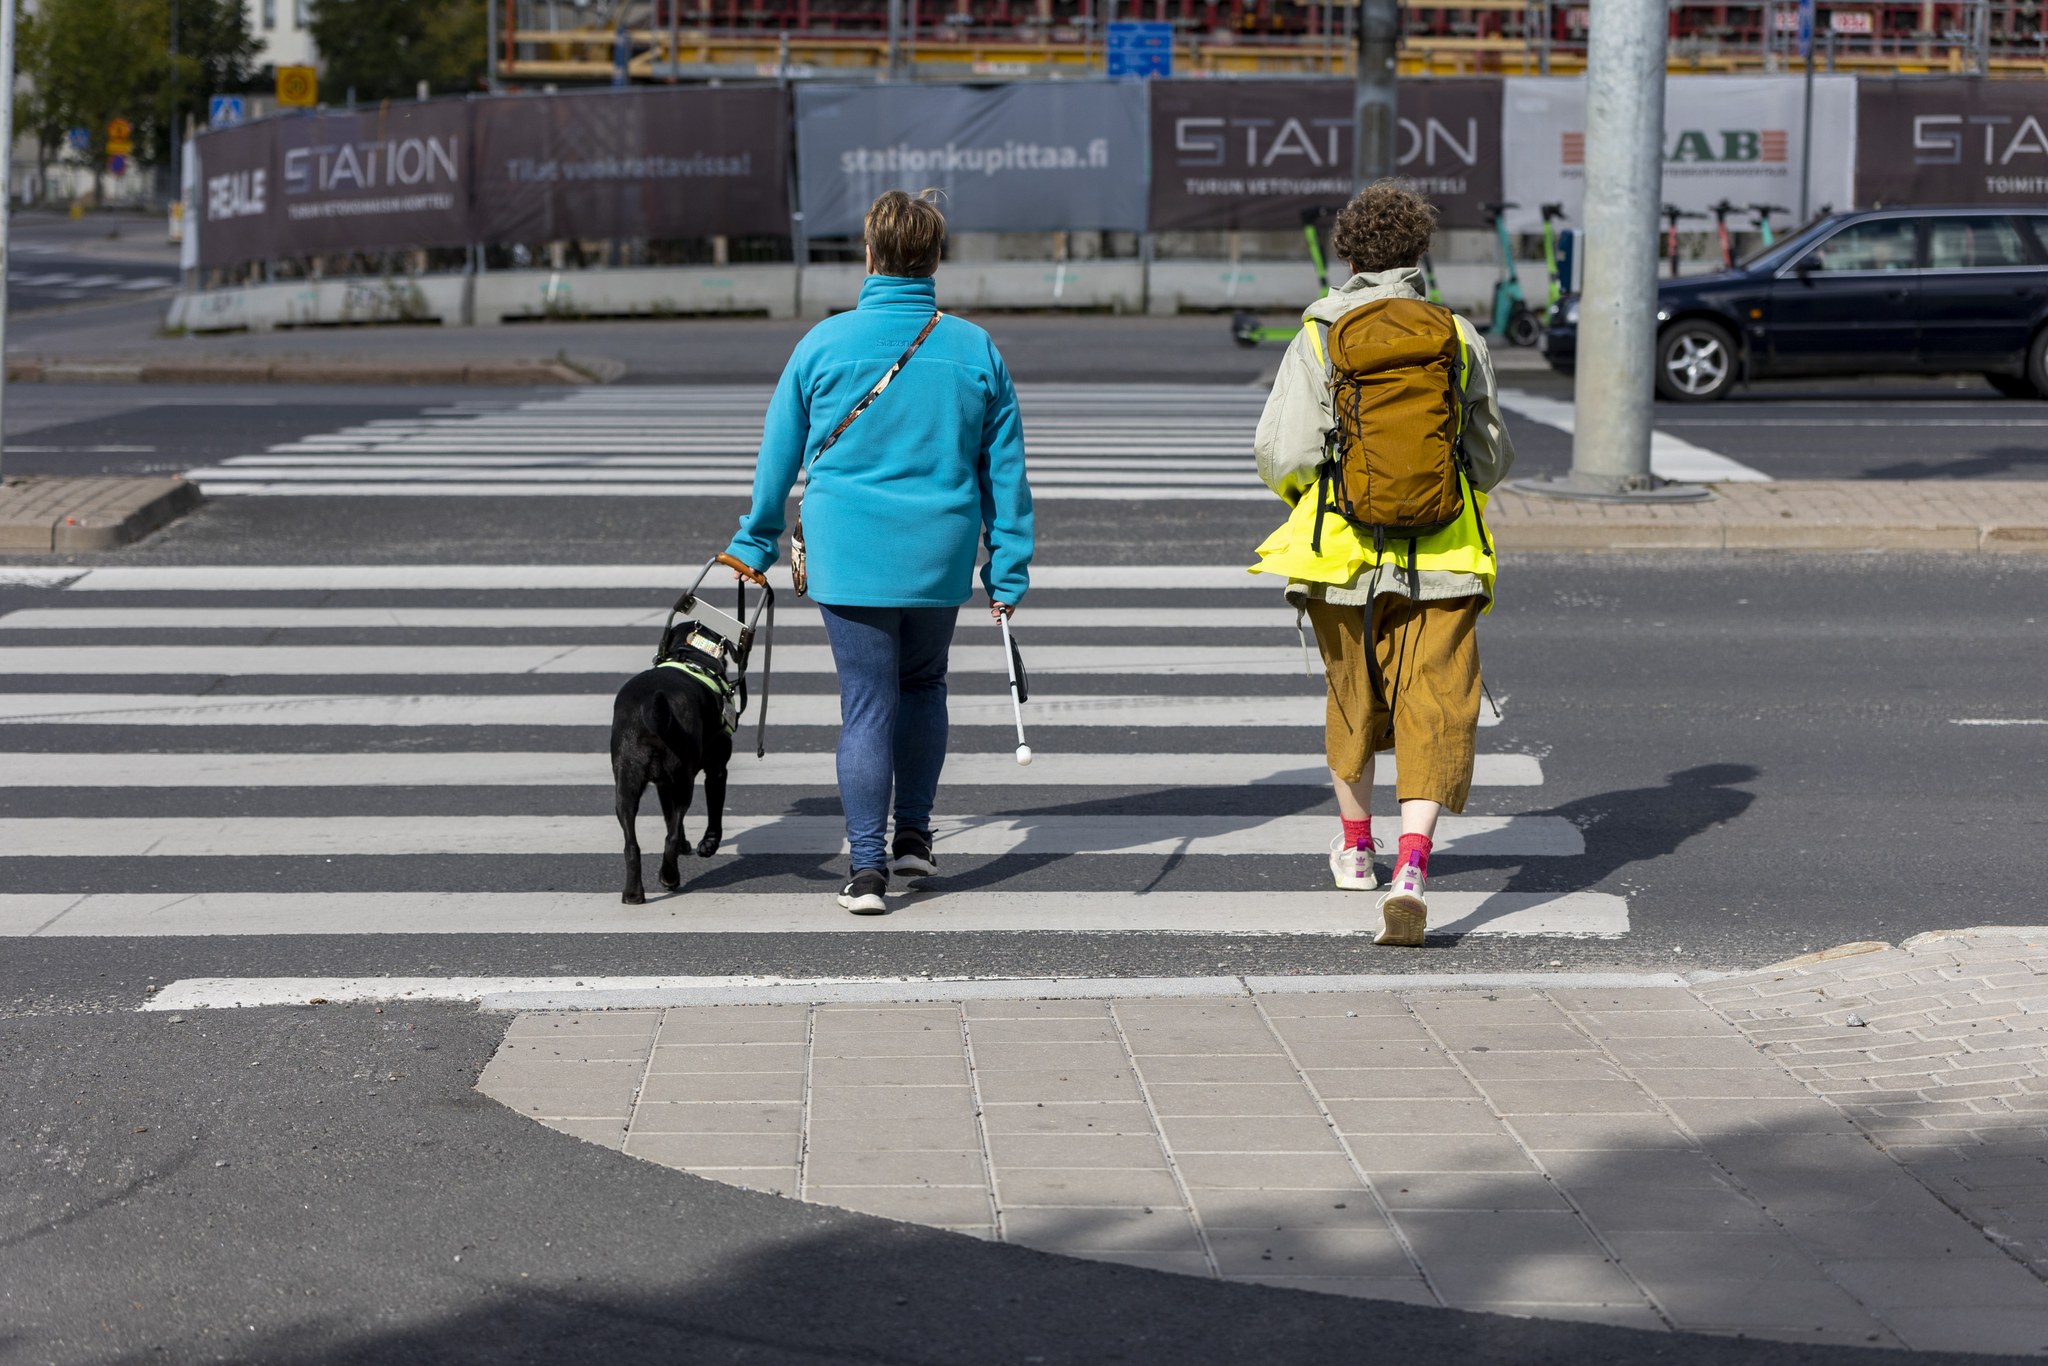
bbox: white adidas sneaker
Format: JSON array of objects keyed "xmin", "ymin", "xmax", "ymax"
[
  {"xmin": 1328, "ymin": 834, "xmax": 1380, "ymax": 891},
  {"xmin": 1375, "ymin": 860, "xmax": 1428, "ymax": 947}
]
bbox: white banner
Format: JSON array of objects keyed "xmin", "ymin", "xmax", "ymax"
[{"xmin": 1500, "ymin": 76, "xmax": 1857, "ymax": 235}]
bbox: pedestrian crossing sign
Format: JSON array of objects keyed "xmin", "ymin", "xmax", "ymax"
[{"xmin": 208, "ymin": 95, "xmax": 245, "ymax": 129}]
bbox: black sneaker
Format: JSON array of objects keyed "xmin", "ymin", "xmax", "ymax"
[
  {"xmin": 890, "ymin": 827, "xmax": 938, "ymax": 879},
  {"xmin": 837, "ymin": 867, "xmax": 890, "ymax": 915}
]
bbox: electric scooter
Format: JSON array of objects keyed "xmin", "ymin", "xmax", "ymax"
[
  {"xmin": 1231, "ymin": 205, "xmax": 1337, "ymax": 347},
  {"xmin": 1420, "ymin": 252, "xmax": 1446, "ymax": 305},
  {"xmin": 1539, "ymin": 203, "xmax": 1568, "ymax": 307},
  {"xmin": 1480, "ymin": 201, "xmax": 1542, "ymax": 348},
  {"xmin": 1747, "ymin": 203, "xmax": 1787, "ymax": 247},
  {"xmin": 1661, "ymin": 203, "xmax": 1706, "ymax": 279},
  {"xmin": 1708, "ymin": 199, "xmax": 1740, "ymax": 270}
]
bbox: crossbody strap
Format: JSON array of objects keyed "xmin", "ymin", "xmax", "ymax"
[{"xmin": 813, "ymin": 311, "xmax": 943, "ymax": 462}]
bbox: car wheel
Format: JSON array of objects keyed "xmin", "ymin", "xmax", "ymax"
[
  {"xmin": 1986, "ymin": 372, "xmax": 2038, "ymax": 399},
  {"xmin": 1655, "ymin": 320, "xmax": 1739, "ymax": 402},
  {"xmin": 1506, "ymin": 310, "xmax": 1543, "ymax": 348},
  {"xmin": 2025, "ymin": 328, "xmax": 2048, "ymax": 396}
]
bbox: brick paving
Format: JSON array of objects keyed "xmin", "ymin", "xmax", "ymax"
[
  {"xmin": 0, "ymin": 475, "xmax": 199, "ymax": 552},
  {"xmin": 478, "ymin": 971, "xmax": 2048, "ymax": 1353}
]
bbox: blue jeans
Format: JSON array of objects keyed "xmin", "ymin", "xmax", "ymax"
[{"xmin": 817, "ymin": 604, "xmax": 959, "ymax": 871}]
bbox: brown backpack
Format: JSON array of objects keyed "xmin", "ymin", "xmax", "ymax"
[{"xmin": 1309, "ymin": 297, "xmax": 1478, "ymax": 556}]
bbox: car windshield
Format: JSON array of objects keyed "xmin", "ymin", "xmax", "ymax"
[{"xmin": 1738, "ymin": 218, "xmax": 1837, "ymax": 273}]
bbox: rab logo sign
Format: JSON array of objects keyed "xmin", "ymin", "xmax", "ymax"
[{"xmin": 1562, "ymin": 130, "xmax": 1788, "ymax": 164}]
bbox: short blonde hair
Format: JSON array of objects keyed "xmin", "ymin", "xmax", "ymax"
[
  {"xmin": 1332, "ymin": 180, "xmax": 1439, "ymax": 275},
  {"xmin": 865, "ymin": 189, "xmax": 946, "ymax": 277}
]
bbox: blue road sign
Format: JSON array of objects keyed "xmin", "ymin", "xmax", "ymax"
[
  {"xmin": 66, "ymin": 126, "xmax": 89, "ymax": 154},
  {"xmin": 208, "ymin": 95, "xmax": 245, "ymax": 129},
  {"xmin": 1797, "ymin": 0, "xmax": 1815, "ymax": 58},
  {"xmin": 1106, "ymin": 21, "xmax": 1173, "ymax": 79}
]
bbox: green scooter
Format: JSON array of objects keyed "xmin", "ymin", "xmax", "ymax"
[
  {"xmin": 1231, "ymin": 206, "xmax": 1337, "ymax": 348},
  {"xmin": 1748, "ymin": 203, "xmax": 1788, "ymax": 248},
  {"xmin": 1539, "ymin": 203, "xmax": 1567, "ymax": 307},
  {"xmin": 1481, "ymin": 201, "xmax": 1542, "ymax": 348}
]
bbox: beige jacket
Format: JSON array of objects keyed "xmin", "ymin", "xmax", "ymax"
[{"xmin": 1253, "ymin": 267, "xmax": 1517, "ymax": 605}]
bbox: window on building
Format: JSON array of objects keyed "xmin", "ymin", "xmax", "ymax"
[{"xmin": 262, "ymin": 0, "xmax": 277, "ymax": 29}]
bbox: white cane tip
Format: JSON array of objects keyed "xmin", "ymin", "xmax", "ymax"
[{"xmin": 1015, "ymin": 745, "xmax": 1033, "ymax": 766}]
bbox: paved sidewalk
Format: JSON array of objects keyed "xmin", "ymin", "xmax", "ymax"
[
  {"xmin": 0, "ymin": 474, "xmax": 199, "ymax": 552},
  {"xmin": 477, "ymin": 941, "xmax": 2048, "ymax": 1355}
]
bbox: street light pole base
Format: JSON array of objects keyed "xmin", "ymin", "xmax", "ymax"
[{"xmin": 1506, "ymin": 474, "xmax": 1716, "ymax": 503}]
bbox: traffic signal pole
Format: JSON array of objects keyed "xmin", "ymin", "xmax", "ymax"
[{"xmin": 1353, "ymin": 0, "xmax": 1398, "ymax": 186}]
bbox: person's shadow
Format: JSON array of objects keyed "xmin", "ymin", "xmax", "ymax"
[{"xmin": 1496, "ymin": 762, "xmax": 1759, "ymax": 898}]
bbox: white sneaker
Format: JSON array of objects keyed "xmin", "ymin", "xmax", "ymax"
[
  {"xmin": 1375, "ymin": 860, "xmax": 1428, "ymax": 947},
  {"xmin": 1328, "ymin": 834, "xmax": 1380, "ymax": 891}
]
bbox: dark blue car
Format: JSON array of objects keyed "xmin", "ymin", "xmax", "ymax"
[{"xmin": 1543, "ymin": 206, "xmax": 2048, "ymax": 401}]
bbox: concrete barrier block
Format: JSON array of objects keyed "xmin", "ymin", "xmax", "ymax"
[{"xmin": 474, "ymin": 267, "xmax": 798, "ymax": 324}]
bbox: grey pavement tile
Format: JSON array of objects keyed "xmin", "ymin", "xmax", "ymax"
[
  {"xmin": 1426, "ymin": 1026, "xmax": 1592, "ymax": 1054},
  {"xmin": 1188, "ymin": 1190, "xmax": 1381, "ymax": 1229},
  {"xmin": 1002, "ymin": 1206, "xmax": 1202, "ymax": 1252},
  {"xmin": 1552, "ymin": 988, "xmax": 1704, "ymax": 1012},
  {"xmin": 645, "ymin": 1043, "xmax": 807, "ymax": 1073},
  {"xmin": 1173, "ymin": 1153, "xmax": 1365, "ymax": 1190},
  {"xmin": 1114, "ymin": 1000, "xmax": 1263, "ymax": 1025},
  {"xmin": 988, "ymin": 1133, "xmax": 1170, "ymax": 1169},
  {"xmin": 963, "ymin": 1000, "xmax": 1112, "ymax": 1019},
  {"xmin": 483, "ymin": 1086, "xmax": 638, "ymax": 1120},
  {"xmin": 809, "ymin": 1053, "xmax": 969, "ymax": 1087},
  {"xmin": 1158, "ymin": 1115, "xmax": 1341, "ymax": 1154},
  {"xmin": 1569, "ymin": 1186, "xmax": 1779, "ymax": 1234},
  {"xmin": 660, "ymin": 1005, "xmax": 801, "ymax": 1024},
  {"xmin": 625, "ymin": 1101, "xmax": 800, "ymax": 1135},
  {"xmin": 1820, "ymin": 1255, "xmax": 2048, "ymax": 1309},
  {"xmin": 809, "ymin": 1185, "xmax": 995, "ymax": 1225},
  {"xmin": 1599, "ymin": 1037, "xmax": 1774, "ymax": 1069},
  {"xmin": 1287, "ymin": 1041, "xmax": 1450, "ymax": 1071},
  {"xmin": 806, "ymin": 1116, "xmax": 984, "ymax": 1151},
  {"xmin": 636, "ymin": 1070, "xmax": 805, "ymax": 1104},
  {"xmin": 1205, "ymin": 1226, "xmax": 1415, "ymax": 1278},
  {"xmin": 973, "ymin": 1067, "xmax": 1144, "ymax": 1103},
  {"xmin": 965, "ymin": 1018, "xmax": 1120, "ymax": 1043},
  {"xmin": 1121, "ymin": 1031, "xmax": 1291, "ymax": 1058},
  {"xmin": 652, "ymin": 1017, "xmax": 809, "ymax": 1045},
  {"xmin": 1305, "ymin": 1068, "xmax": 1478, "ymax": 1100},
  {"xmin": 680, "ymin": 1166, "xmax": 799, "ymax": 1195},
  {"xmin": 1376, "ymin": 1173, "xmax": 1571, "ymax": 1212},
  {"xmin": 624, "ymin": 1132, "xmax": 803, "ymax": 1169},
  {"xmin": 1601, "ymin": 1231, "xmax": 1828, "ymax": 1283},
  {"xmin": 809, "ymin": 1029, "xmax": 963, "ymax": 1059},
  {"xmin": 536, "ymin": 1115, "xmax": 628, "ymax": 1148},
  {"xmin": 1461, "ymin": 1302, "xmax": 1666, "ymax": 1330},
  {"xmin": 1393, "ymin": 1210, "xmax": 1607, "ymax": 1260},
  {"xmin": 1647, "ymin": 1278, "xmax": 1887, "ymax": 1334},
  {"xmin": 1661, "ymin": 1097, "xmax": 1857, "ymax": 1137},
  {"xmin": 803, "ymin": 1149, "xmax": 989, "ymax": 1188},
  {"xmin": 1456, "ymin": 1052, "xmax": 1628, "ymax": 1083},
  {"xmin": 1879, "ymin": 1307, "xmax": 2048, "ymax": 1355},
  {"xmin": 970, "ymin": 1039, "xmax": 1133, "ymax": 1070},
  {"xmin": 1352, "ymin": 1133, "xmax": 1540, "ymax": 1175},
  {"xmin": 1425, "ymin": 1254, "xmax": 1644, "ymax": 1306},
  {"xmin": 996, "ymin": 1167, "xmax": 1185, "ymax": 1208},
  {"xmin": 1536, "ymin": 1150, "xmax": 1737, "ymax": 1189},
  {"xmin": 810, "ymin": 1006, "xmax": 961, "ymax": 1031},
  {"xmin": 1228, "ymin": 1274, "xmax": 1438, "ymax": 1305},
  {"xmin": 1325, "ymin": 1098, "xmax": 1504, "ymax": 1135},
  {"xmin": 1146, "ymin": 1083, "xmax": 1324, "ymax": 1118},
  {"xmin": 1066, "ymin": 1249, "xmax": 1216, "ymax": 1277},
  {"xmin": 1574, "ymin": 1011, "xmax": 1737, "ymax": 1039},
  {"xmin": 478, "ymin": 1056, "xmax": 642, "ymax": 1090},
  {"xmin": 1255, "ymin": 993, "xmax": 1416, "ymax": 1018},
  {"xmin": 1263, "ymin": 1015, "xmax": 1431, "ymax": 1045},
  {"xmin": 941, "ymin": 1225, "xmax": 1001, "ymax": 1241},
  {"xmin": 494, "ymin": 1037, "xmax": 657, "ymax": 1062},
  {"xmin": 979, "ymin": 1101, "xmax": 1158, "ymax": 1135},
  {"xmin": 1133, "ymin": 1055, "xmax": 1302, "ymax": 1086},
  {"xmin": 808, "ymin": 1084, "xmax": 977, "ymax": 1122},
  {"xmin": 1507, "ymin": 1115, "xmax": 1697, "ymax": 1150},
  {"xmin": 1477, "ymin": 1080, "xmax": 1661, "ymax": 1115},
  {"xmin": 504, "ymin": 1011, "xmax": 660, "ymax": 1039}
]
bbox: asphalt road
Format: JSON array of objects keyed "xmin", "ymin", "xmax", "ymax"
[
  {"xmin": 6, "ymin": 363, "xmax": 2048, "ymax": 1364},
  {"xmin": 7, "ymin": 210, "xmax": 181, "ymax": 315}
]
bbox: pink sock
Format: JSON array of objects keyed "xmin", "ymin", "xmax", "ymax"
[
  {"xmin": 1341, "ymin": 817, "xmax": 1373, "ymax": 851},
  {"xmin": 1397, "ymin": 833, "xmax": 1433, "ymax": 875}
]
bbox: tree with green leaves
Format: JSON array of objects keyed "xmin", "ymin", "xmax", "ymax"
[
  {"xmin": 307, "ymin": 0, "xmax": 487, "ymax": 105},
  {"xmin": 152, "ymin": 0, "xmax": 263, "ymax": 165},
  {"xmin": 14, "ymin": 0, "xmax": 162, "ymax": 203}
]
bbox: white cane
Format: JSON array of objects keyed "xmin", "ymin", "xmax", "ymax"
[{"xmin": 999, "ymin": 607, "xmax": 1032, "ymax": 766}]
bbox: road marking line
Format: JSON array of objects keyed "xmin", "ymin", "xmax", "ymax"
[
  {"xmin": 0, "ymin": 692, "xmax": 1498, "ymax": 728},
  {"xmin": 0, "ymin": 569, "xmax": 86, "ymax": 588},
  {"xmin": 1495, "ymin": 389, "xmax": 1773, "ymax": 483},
  {"xmin": 60, "ymin": 564, "xmax": 1275, "ymax": 591},
  {"xmin": 190, "ymin": 482, "xmax": 1277, "ymax": 500},
  {"xmin": 0, "ymin": 812, "xmax": 1578, "ymax": 857},
  {"xmin": 138, "ymin": 961, "xmax": 1670, "ymax": 1011},
  {"xmin": 1951, "ymin": 718, "xmax": 2048, "ymax": 726},
  {"xmin": 0, "ymin": 606, "xmax": 1300, "ymax": 630},
  {"xmin": 188, "ymin": 467, "xmax": 1260, "ymax": 486},
  {"xmin": 0, "ymin": 751, "xmax": 1544, "ymax": 787}
]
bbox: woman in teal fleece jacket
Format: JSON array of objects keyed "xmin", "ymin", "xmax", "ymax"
[{"xmin": 724, "ymin": 189, "xmax": 1034, "ymax": 914}]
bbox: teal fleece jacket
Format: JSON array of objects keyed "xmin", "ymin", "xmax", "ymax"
[{"xmin": 723, "ymin": 274, "xmax": 1034, "ymax": 609}]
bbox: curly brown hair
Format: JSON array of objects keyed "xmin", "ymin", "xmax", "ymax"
[{"xmin": 1331, "ymin": 180, "xmax": 1439, "ymax": 275}]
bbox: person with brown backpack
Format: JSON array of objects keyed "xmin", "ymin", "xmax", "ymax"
[{"xmin": 1251, "ymin": 180, "xmax": 1517, "ymax": 948}]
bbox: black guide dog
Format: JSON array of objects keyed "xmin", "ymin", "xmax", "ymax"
[{"xmin": 609, "ymin": 621, "xmax": 734, "ymax": 905}]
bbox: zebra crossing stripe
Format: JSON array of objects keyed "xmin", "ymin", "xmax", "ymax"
[
  {"xmin": 190, "ymin": 482, "xmax": 1274, "ymax": 500},
  {"xmin": 0, "ymin": 751, "xmax": 1544, "ymax": 787},
  {"xmin": 0, "ymin": 693, "xmax": 1499, "ymax": 728},
  {"xmin": 6, "ymin": 891, "xmax": 1627, "ymax": 940},
  {"xmin": 0, "ymin": 606, "xmax": 1299, "ymax": 630},
  {"xmin": 52, "ymin": 564, "xmax": 1268, "ymax": 591}
]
